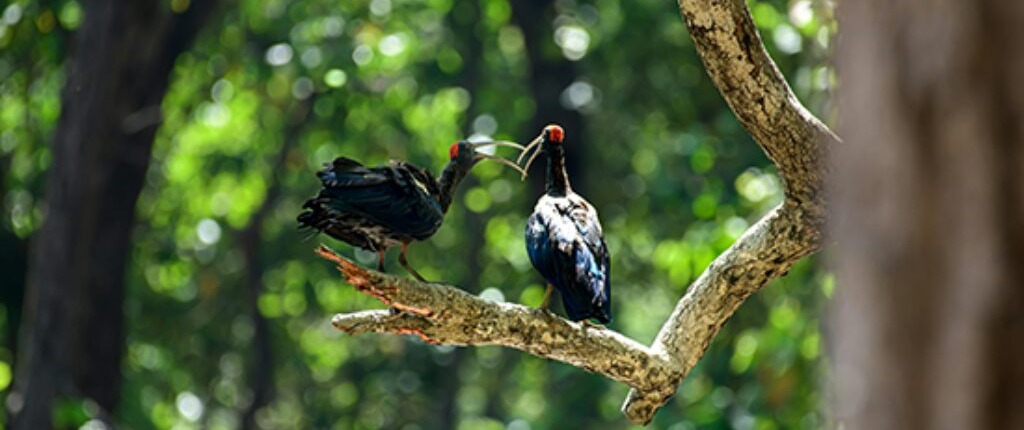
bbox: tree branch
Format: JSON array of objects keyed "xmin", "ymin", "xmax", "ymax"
[
  {"xmin": 324, "ymin": 0, "xmax": 837, "ymax": 425},
  {"xmin": 676, "ymin": 0, "xmax": 838, "ymax": 202},
  {"xmin": 619, "ymin": 0, "xmax": 838, "ymax": 422},
  {"xmin": 320, "ymin": 247, "xmax": 679, "ymax": 391}
]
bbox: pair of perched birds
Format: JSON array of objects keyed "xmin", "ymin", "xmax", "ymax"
[{"xmin": 298, "ymin": 125, "xmax": 611, "ymax": 324}]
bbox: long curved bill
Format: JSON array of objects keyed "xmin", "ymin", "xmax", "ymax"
[
  {"xmin": 472, "ymin": 140, "xmax": 525, "ymax": 151},
  {"xmin": 515, "ymin": 134, "xmax": 544, "ymax": 181},
  {"xmin": 470, "ymin": 141, "xmax": 528, "ymax": 176}
]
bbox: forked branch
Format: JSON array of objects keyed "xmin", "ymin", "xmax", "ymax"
[{"xmin": 325, "ymin": 0, "xmax": 836, "ymax": 424}]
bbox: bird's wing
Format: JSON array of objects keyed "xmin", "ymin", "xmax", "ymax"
[
  {"xmin": 566, "ymin": 195, "xmax": 611, "ymax": 311},
  {"xmin": 304, "ymin": 158, "xmax": 443, "ymax": 239},
  {"xmin": 390, "ymin": 160, "xmax": 441, "ymax": 199},
  {"xmin": 316, "ymin": 157, "xmax": 390, "ymax": 187},
  {"xmin": 526, "ymin": 210, "xmax": 557, "ymax": 280}
]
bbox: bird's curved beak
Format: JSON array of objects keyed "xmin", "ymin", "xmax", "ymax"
[
  {"xmin": 470, "ymin": 141, "xmax": 528, "ymax": 176},
  {"xmin": 515, "ymin": 134, "xmax": 545, "ymax": 181},
  {"xmin": 471, "ymin": 140, "xmax": 525, "ymax": 152}
]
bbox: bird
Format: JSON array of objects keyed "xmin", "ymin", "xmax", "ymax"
[
  {"xmin": 519, "ymin": 125, "xmax": 611, "ymax": 324},
  {"xmin": 298, "ymin": 140, "xmax": 525, "ymax": 281}
]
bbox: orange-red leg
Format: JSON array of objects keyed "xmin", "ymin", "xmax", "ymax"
[{"xmin": 398, "ymin": 243, "xmax": 427, "ymax": 282}]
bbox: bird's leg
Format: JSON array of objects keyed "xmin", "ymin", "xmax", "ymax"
[
  {"xmin": 398, "ymin": 243, "xmax": 428, "ymax": 282},
  {"xmin": 379, "ymin": 250, "xmax": 403, "ymax": 316},
  {"xmin": 539, "ymin": 284, "xmax": 554, "ymax": 310}
]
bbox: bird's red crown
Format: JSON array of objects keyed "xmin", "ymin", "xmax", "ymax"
[
  {"xmin": 449, "ymin": 141, "xmax": 460, "ymax": 159},
  {"xmin": 545, "ymin": 125, "xmax": 565, "ymax": 143}
]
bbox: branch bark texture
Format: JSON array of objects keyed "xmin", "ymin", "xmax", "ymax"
[{"xmin": 326, "ymin": 0, "xmax": 837, "ymax": 424}]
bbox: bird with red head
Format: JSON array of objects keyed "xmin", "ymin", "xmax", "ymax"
[
  {"xmin": 299, "ymin": 138, "xmax": 524, "ymax": 281},
  {"xmin": 519, "ymin": 124, "xmax": 612, "ymax": 324}
]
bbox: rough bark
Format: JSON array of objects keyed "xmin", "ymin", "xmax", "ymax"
[
  {"xmin": 831, "ymin": 1, "xmax": 1024, "ymax": 429},
  {"xmin": 10, "ymin": 1, "xmax": 217, "ymax": 428},
  {"xmin": 325, "ymin": 0, "xmax": 837, "ymax": 424}
]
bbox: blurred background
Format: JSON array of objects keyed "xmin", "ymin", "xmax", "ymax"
[{"xmin": 0, "ymin": 0, "xmax": 837, "ymax": 428}]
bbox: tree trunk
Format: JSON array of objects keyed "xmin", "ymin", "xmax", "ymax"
[
  {"xmin": 831, "ymin": 1, "xmax": 1024, "ymax": 429},
  {"xmin": 436, "ymin": 3, "xmax": 485, "ymax": 428},
  {"xmin": 237, "ymin": 98, "xmax": 312, "ymax": 430},
  {"xmin": 11, "ymin": 1, "xmax": 215, "ymax": 428}
]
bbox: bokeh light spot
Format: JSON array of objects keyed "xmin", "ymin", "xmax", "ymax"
[
  {"xmin": 554, "ymin": 25, "xmax": 590, "ymax": 61},
  {"xmin": 561, "ymin": 81, "xmax": 595, "ymax": 111},
  {"xmin": 789, "ymin": 0, "xmax": 814, "ymax": 27},
  {"xmin": 265, "ymin": 43, "xmax": 294, "ymax": 66},
  {"xmin": 3, "ymin": 4, "xmax": 22, "ymax": 25},
  {"xmin": 370, "ymin": 0, "xmax": 392, "ymax": 17},
  {"xmin": 352, "ymin": 45, "xmax": 374, "ymax": 66},
  {"xmin": 324, "ymin": 69, "xmax": 348, "ymax": 88},
  {"xmin": 292, "ymin": 77, "xmax": 314, "ymax": 100},
  {"xmin": 197, "ymin": 218, "xmax": 222, "ymax": 245},
  {"xmin": 301, "ymin": 46, "xmax": 323, "ymax": 68},
  {"xmin": 175, "ymin": 391, "xmax": 203, "ymax": 422},
  {"xmin": 773, "ymin": 24, "xmax": 802, "ymax": 54},
  {"xmin": 472, "ymin": 114, "xmax": 497, "ymax": 136},
  {"xmin": 379, "ymin": 34, "xmax": 406, "ymax": 56}
]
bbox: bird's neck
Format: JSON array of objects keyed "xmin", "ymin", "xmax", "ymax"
[
  {"xmin": 546, "ymin": 145, "xmax": 571, "ymax": 195},
  {"xmin": 436, "ymin": 161, "xmax": 468, "ymax": 212}
]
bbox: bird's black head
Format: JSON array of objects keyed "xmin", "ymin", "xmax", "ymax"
[
  {"xmin": 517, "ymin": 124, "xmax": 566, "ymax": 179},
  {"xmin": 437, "ymin": 139, "xmax": 525, "ymax": 211},
  {"xmin": 448, "ymin": 140, "xmax": 477, "ymax": 167}
]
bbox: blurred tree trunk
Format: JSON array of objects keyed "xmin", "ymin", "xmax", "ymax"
[
  {"xmin": 510, "ymin": 0, "xmax": 592, "ymax": 424},
  {"xmin": 512, "ymin": 0, "xmax": 586, "ymax": 196},
  {"xmin": 0, "ymin": 229, "xmax": 26, "ymax": 357},
  {"xmin": 237, "ymin": 98, "xmax": 311, "ymax": 430},
  {"xmin": 10, "ymin": 1, "xmax": 216, "ymax": 428},
  {"xmin": 436, "ymin": 1, "xmax": 484, "ymax": 427},
  {"xmin": 832, "ymin": 1, "xmax": 1024, "ymax": 429}
]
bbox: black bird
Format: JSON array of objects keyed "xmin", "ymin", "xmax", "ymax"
[
  {"xmin": 520, "ymin": 125, "xmax": 611, "ymax": 323},
  {"xmin": 299, "ymin": 140, "xmax": 524, "ymax": 281}
]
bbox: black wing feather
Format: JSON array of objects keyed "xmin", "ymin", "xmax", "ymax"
[{"xmin": 298, "ymin": 157, "xmax": 445, "ymax": 245}]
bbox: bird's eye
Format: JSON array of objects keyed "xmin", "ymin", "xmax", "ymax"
[{"xmin": 449, "ymin": 142, "xmax": 460, "ymax": 159}]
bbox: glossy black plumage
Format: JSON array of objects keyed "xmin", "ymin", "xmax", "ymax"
[
  {"xmin": 522, "ymin": 125, "xmax": 611, "ymax": 323},
  {"xmin": 298, "ymin": 157, "xmax": 444, "ymax": 251},
  {"xmin": 298, "ymin": 140, "xmax": 523, "ymax": 279}
]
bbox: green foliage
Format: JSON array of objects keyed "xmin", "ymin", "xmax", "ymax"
[{"xmin": 0, "ymin": 0, "xmax": 837, "ymax": 428}]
